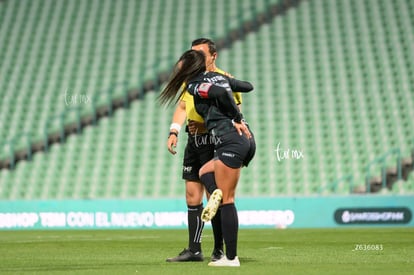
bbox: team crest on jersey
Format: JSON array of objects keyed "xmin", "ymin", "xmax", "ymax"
[{"xmin": 198, "ymin": 83, "xmax": 212, "ymax": 98}]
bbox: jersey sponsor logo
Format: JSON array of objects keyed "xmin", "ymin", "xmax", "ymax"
[
  {"xmin": 204, "ymin": 74, "xmax": 226, "ymax": 83},
  {"xmin": 197, "ymin": 83, "xmax": 212, "ymax": 98},
  {"xmin": 204, "ymin": 75, "xmax": 231, "ymax": 89}
]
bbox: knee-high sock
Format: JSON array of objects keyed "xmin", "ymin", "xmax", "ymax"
[
  {"xmin": 200, "ymin": 172, "xmax": 222, "ymax": 250},
  {"xmin": 211, "ymin": 208, "xmax": 223, "ymax": 251},
  {"xmin": 220, "ymin": 203, "xmax": 238, "ymax": 260},
  {"xmin": 200, "ymin": 172, "xmax": 217, "ymax": 195},
  {"xmin": 188, "ymin": 204, "xmax": 204, "ymax": 253}
]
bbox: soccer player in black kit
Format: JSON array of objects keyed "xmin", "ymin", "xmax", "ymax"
[
  {"xmin": 159, "ymin": 49, "xmax": 256, "ymax": 267},
  {"xmin": 165, "ymin": 38, "xmax": 242, "ymax": 263}
]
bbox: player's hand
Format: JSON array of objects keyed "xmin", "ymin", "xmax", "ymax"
[
  {"xmin": 233, "ymin": 121, "xmax": 251, "ymax": 138},
  {"xmin": 167, "ymin": 133, "xmax": 178, "ymax": 155},
  {"xmin": 188, "ymin": 120, "xmax": 207, "ymax": 135}
]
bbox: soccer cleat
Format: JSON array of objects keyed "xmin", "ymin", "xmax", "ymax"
[
  {"xmin": 201, "ymin": 189, "xmax": 223, "ymax": 222},
  {"xmin": 208, "ymin": 256, "xmax": 240, "ymax": 267},
  {"xmin": 166, "ymin": 248, "xmax": 204, "ymax": 262},
  {"xmin": 211, "ymin": 248, "xmax": 224, "ymax": 262}
]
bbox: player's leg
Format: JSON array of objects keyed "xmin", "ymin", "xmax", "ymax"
[
  {"xmin": 166, "ymin": 179, "xmax": 204, "ymax": 262},
  {"xmin": 200, "ymin": 161, "xmax": 222, "ymax": 223},
  {"xmin": 199, "ymin": 160, "xmax": 224, "ymax": 261},
  {"xmin": 199, "ymin": 160, "xmax": 216, "ymax": 194},
  {"xmin": 185, "ymin": 180, "xmax": 205, "ymax": 254},
  {"xmin": 208, "ymin": 159, "xmax": 241, "ymax": 267},
  {"xmin": 208, "ymin": 132, "xmax": 251, "ymax": 267},
  {"xmin": 167, "ymin": 141, "xmax": 205, "ymax": 262}
]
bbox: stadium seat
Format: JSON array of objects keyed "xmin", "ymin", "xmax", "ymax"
[{"xmin": 0, "ymin": 0, "xmax": 413, "ymax": 199}]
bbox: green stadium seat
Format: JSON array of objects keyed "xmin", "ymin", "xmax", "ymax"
[{"xmin": 0, "ymin": 0, "xmax": 413, "ymax": 199}]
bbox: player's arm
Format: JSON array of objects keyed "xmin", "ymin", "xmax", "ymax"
[
  {"xmin": 218, "ymin": 71, "xmax": 246, "ymax": 108},
  {"xmin": 191, "ymin": 83, "xmax": 243, "ymax": 120},
  {"xmin": 167, "ymin": 100, "xmax": 186, "ymax": 155},
  {"xmin": 189, "ymin": 82, "xmax": 251, "ymax": 137},
  {"xmin": 227, "ymin": 77, "xmax": 254, "ymax": 93}
]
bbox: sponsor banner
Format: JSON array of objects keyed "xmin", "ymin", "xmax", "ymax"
[
  {"xmin": 334, "ymin": 208, "xmax": 412, "ymax": 224},
  {"xmin": 0, "ymin": 195, "xmax": 413, "ymax": 230},
  {"xmin": 0, "ymin": 210, "xmax": 295, "ymax": 230}
]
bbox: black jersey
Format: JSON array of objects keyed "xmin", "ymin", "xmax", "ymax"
[{"xmin": 187, "ymin": 72, "xmax": 253, "ymax": 136}]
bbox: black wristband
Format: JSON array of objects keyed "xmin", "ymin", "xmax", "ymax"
[{"xmin": 169, "ymin": 131, "xmax": 178, "ymax": 138}]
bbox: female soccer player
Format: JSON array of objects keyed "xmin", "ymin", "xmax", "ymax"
[
  {"xmin": 165, "ymin": 38, "xmax": 242, "ymax": 263},
  {"xmin": 159, "ymin": 49, "xmax": 256, "ymax": 267}
]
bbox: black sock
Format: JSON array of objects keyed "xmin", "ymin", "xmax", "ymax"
[
  {"xmin": 211, "ymin": 208, "xmax": 223, "ymax": 251},
  {"xmin": 188, "ymin": 204, "xmax": 204, "ymax": 253},
  {"xmin": 200, "ymin": 172, "xmax": 217, "ymax": 195},
  {"xmin": 220, "ymin": 203, "xmax": 238, "ymax": 260}
]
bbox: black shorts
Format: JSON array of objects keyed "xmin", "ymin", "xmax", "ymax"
[
  {"xmin": 182, "ymin": 133, "xmax": 215, "ymax": 181},
  {"xmin": 214, "ymin": 128, "xmax": 256, "ymax": 168}
]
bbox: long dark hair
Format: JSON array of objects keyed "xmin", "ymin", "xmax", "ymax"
[{"xmin": 158, "ymin": 50, "xmax": 206, "ymax": 106}]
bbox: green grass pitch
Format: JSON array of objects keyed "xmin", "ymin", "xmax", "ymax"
[{"xmin": 0, "ymin": 228, "xmax": 413, "ymax": 274}]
